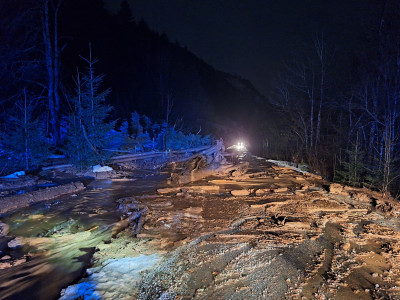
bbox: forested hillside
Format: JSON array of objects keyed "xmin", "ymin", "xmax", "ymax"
[{"xmin": 0, "ymin": 0, "xmax": 271, "ymax": 170}]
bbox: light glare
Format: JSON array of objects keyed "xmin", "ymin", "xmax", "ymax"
[{"xmin": 237, "ymin": 142, "xmax": 245, "ymax": 151}]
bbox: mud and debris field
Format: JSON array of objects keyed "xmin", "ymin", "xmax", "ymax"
[
  {"xmin": 128, "ymin": 155, "xmax": 400, "ymax": 300},
  {"xmin": 2, "ymin": 154, "xmax": 400, "ymax": 300}
]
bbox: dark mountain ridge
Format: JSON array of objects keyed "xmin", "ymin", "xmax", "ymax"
[{"xmin": 58, "ymin": 0, "xmax": 272, "ymax": 147}]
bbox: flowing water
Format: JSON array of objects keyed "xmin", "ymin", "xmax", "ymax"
[{"xmin": 0, "ymin": 172, "xmax": 167, "ymax": 300}]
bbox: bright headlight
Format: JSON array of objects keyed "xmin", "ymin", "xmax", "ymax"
[{"xmin": 237, "ymin": 142, "xmax": 245, "ymax": 151}]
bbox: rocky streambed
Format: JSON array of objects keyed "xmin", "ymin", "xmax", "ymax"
[
  {"xmin": 0, "ymin": 171, "xmax": 167, "ymax": 300},
  {"xmin": 1, "ymin": 154, "xmax": 400, "ymax": 300}
]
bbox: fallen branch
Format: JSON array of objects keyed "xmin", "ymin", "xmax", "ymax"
[
  {"xmin": 42, "ymin": 164, "xmax": 73, "ymax": 171},
  {"xmin": 112, "ymin": 207, "xmax": 148, "ymax": 237}
]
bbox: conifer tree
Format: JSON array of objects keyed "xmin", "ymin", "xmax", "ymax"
[
  {"xmin": 66, "ymin": 47, "xmax": 115, "ymax": 168},
  {"xmin": 335, "ymin": 133, "xmax": 369, "ymax": 187},
  {"xmin": 0, "ymin": 89, "xmax": 49, "ymax": 171}
]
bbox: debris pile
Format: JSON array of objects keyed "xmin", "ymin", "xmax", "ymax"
[
  {"xmin": 169, "ymin": 138, "xmax": 227, "ymax": 184},
  {"xmin": 124, "ymin": 155, "xmax": 400, "ymax": 299}
]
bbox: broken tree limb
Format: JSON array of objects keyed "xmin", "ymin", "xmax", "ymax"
[
  {"xmin": 171, "ymin": 145, "xmax": 212, "ymax": 154},
  {"xmin": 112, "ymin": 206, "xmax": 148, "ymax": 237},
  {"xmin": 42, "ymin": 164, "xmax": 74, "ymax": 170},
  {"xmin": 105, "ymin": 145, "xmax": 211, "ymax": 156},
  {"xmin": 112, "ymin": 152, "xmax": 166, "ymax": 163},
  {"xmin": 111, "ymin": 145, "xmax": 214, "ymax": 163},
  {"xmin": 169, "ymin": 139, "xmax": 228, "ymax": 184}
]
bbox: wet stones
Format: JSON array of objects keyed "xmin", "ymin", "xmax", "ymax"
[
  {"xmin": 255, "ymin": 189, "xmax": 270, "ymax": 196},
  {"xmin": 231, "ymin": 190, "xmax": 250, "ymax": 196},
  {"xmin": 0, "ymin": 255, "xmax": 27, "ymax": 270},
  {"xmin": 7, "ymin": 237, "xmax": 22, "ymax": 249},
  {"xmin": 157, "ymin": 187, "xmax": 182, "ymax": 194},
  {"xmin": 181, "ymin": 186, "xmax": 220, "ymax": 194},
  {"xmin": 0, "ymin": 221, "xmax": 9, "ymax": 236},
  {"xmin": 158, "ymin": 185, "xmax": 220, "ymax": 196},
  {"xmin": 273, "ymin": 187, "xmax": 289, "ymax": 193}
]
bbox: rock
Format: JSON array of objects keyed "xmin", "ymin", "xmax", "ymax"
[
  {"xmin": 250, "ymin": 204, "xmax": 268, "ymax": 213},
  {"xmin": 308, "ymin": 186, "xmax": 325, "ymax": 192},
  {"xmin": 209, "ymin": 179, "xmax": 236, "ymax": 185},
  {"xmin": 231, "ymin": 190, "xmax": 250, "ymax": 196},
  {"xmin": 182, "ymin": 185, "xmax": 220, "ymax": 194},
  {"xmin": 329, "ymin": 183, "xmax": 349, "ymax": 195},
  {"xmin": 255, "ymin": 189, "xmax": 270, "ymax": 195},
  {"xmin": 157, "ymin": 187, "xmax": 182, "ymax": 194},
  {"xmin": 307, "ymin": 174, "xmax": 323, "ymax": 180},
  {"xmin": 184, "ymin": 207, "xmax": 203, "ymax": 214},
  {"xmin": 0, "ymin": 256, "xmax": 26, "ymax": 270},
  {"xmin": 342, "ymin": 242, "xmax": 351, "ymax": 251},
  {"xmin": 273, "ymin": 187, "xmax": 289, "ymax": 193},
  {"xmin": 352, "ymin": 193, "xmax": 373, "ymax": 204},
  {"xmin": 231, "ymin": 170, "xmax": 241, "ymax": 177},
  {"xmin": 8, "ymin": 237, "xmax": 22, "ymax": 249},
  {"xmin": 0, "ymin": 222, "xmax": 9, "ymax": 236}
]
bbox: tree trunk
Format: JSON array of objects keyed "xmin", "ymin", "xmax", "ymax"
[
  {"xmin": 53, "ymin": 0, "xmax": 63, "ymax": 141},
  {"xmin": 42, "ymin": 0, "xmax": 61, "ymax": 145},
  {"xmin": 24, "ymin": 88, "xmax": 29, "ymax": 170}
]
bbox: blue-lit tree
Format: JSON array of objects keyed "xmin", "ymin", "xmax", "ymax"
[
  {"xmin": 0, "ymin": 89, "xmax": 49, "ymax": 171},
  {"xmin": 66, "ymin": 46, "xmax": 115, "ymax": 168}
]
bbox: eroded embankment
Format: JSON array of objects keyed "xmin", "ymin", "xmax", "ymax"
[{"xmin": 0, "ymin": 181, "xmax": 85, "ymax": 214}]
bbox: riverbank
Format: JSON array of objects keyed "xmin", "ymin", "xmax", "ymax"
[
  {"xmin": 0, "ymin": 167, "xmax": 168, "ymax": 299},
  {"xmin": 0, "ymin": 181, "xmax": 85, "ymax": 214}
]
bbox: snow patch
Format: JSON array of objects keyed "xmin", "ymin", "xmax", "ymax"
[
  {"xmin": 59, "ymin": 254, "xmax": 161, "ymax": 300},
  {"xmin": 92, "ymin": 165, "xmax": 113, "ymax": 173},
  {"xmin": 1, "ymin": 171, "xmax": 25, "ymax": 178},
  {"xmin": 48, "ymin": 154, "xmax": 66, "ymax": 159},
  {"xmin": 59, "ymin": 282, "xmax": 101, "ymax": 300}
]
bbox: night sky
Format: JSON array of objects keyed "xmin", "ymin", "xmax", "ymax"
[{"xmin": 105, "ymin": 0, "xmax": 380, "ymax": 95}]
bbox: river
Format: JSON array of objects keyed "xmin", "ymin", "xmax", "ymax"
[{"xmin": 0, "ymin": 172, "xmax": 167, "ymax": 300}]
